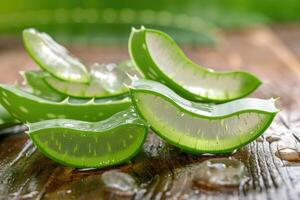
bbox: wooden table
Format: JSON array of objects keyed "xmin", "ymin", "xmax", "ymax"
[{"xmin": 0, "ymin": 24, "xmax": 300, "ymax": 200}]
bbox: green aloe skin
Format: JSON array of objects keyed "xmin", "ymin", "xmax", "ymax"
[
  {"xmin": 129, "ymin": 27, "xmax": 262, "ymax": 103},
  {"xmin": 129, "ymin": 80, "xmax": 278, "ymax": 153},
  {"xmin": 0, "ymin": 105, "xmax": 19, "ymax": 129},
  {"xmin": 0, "ymin": 84, "xmax": 131, "ymax": 123},
  {"xmin": 27, "ymin": 107, "xmax": 148, "ymax": 168}
]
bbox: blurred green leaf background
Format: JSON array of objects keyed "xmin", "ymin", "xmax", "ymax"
[{"xmin": 0, "ymin": 0, "xmax": 299, "ymax": 45}]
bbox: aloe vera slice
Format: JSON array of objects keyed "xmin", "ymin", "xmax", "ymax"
[
  {"xmin": 27, "ymin": 108, "xmax": 148, "ymax": 168},
  {"xmin": 129, "ymin": 80, "xmax": 278, "ymax": 153},
  {"xmin": 0, "ymin": 105, "xmax": 18, "ymax": 129},
  {"xmin": 23, "ymin": 28, "xmax": 90, "ymax": 83},
  {"xmin": 0, "ymin": 84, "xmax": 131, "ymax": 123},
  {"xmin": 22, "ymin": 71, "xmax": 67, "ymax": 101},
  {"xmin": 44, "ymin": 62, "xmax": 133, "ymax": 98},
  {"xmin": 129, "ymin": 27, "xmax": 262, "ymax": 102}
]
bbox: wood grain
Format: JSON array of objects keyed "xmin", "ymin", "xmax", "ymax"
[{"xmin": 0, "ymin": 24, "xmax": 300, "ymax": 200}]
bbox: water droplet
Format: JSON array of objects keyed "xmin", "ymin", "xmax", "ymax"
[
  {"xmin": 266, "ymin": 133, "xmax": 282, "ymax": 143},
  {"xmin": 16, "ymin": 191, "xmax": 38, "ymax": 199},
  {"xmin": 77, "ymin": 167, "xmax": 97, "ymax": 171},
  {"xmin": 64, "ymin": 123, "xmax": 76, "ymax": 128},
  {"xmin": 193, "ymin": 158, "xmax": 248, "ymax": 190},
  {"xmin": 101, "ymin": 170, "xmax": 138, "ymax": 196},
  {"xmin": 256, "ymin": 136, "xmax": 264, "ymax": 142},
  {"xmin": 275, "ymin": 147, "xmax": 300, "ymax": 162},
  {"xmin": 266, "ymin": 131, "xmax": 300, "ymax": 162}
]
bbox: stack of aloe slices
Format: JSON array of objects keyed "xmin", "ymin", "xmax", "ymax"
[
  {"xmin": 1, "ymin": 29, "xmax": 142, "ymax": 123},
  {"xmin": 0, "ymin": 27, "xmax": 279, "ymax": 168}
]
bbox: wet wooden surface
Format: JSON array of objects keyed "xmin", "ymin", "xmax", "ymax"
[{"xmin": 1, "ymin": 24, "xmax": 300, "ymax": 200}]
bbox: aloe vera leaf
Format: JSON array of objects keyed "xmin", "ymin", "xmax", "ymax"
[
  {"xmin": 22, "ymin": 70, "xmax": 67, "ymax": 101},
  {"xmin": 23, "ymin": 28, "xmax": 90, "ymax": 83},
  {"xmin": 0, "ymin": 104, "xmax": 19, "ymax": 129},
  {"xmin": 129, "ymin": 80, "xmax": 278, "ymax": 153},
  {"xmin": 27, "ymin": 107, "xmax": 148, "ymax": 168},
  {"xmin": 129, "ymin": 27, "xmax": 262, "ymax": 102},
  {"xmin": 0, "ymin": 84, "xmax": 131, "ymax": 123}
]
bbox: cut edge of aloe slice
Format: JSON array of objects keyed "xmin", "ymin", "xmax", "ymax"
[
  {"xmin": 129, "ymin": 79, "xmax": 278, "ymax": 154},
  {"xmin": 44, "ymin": 75, "xmax": 114, "ymax": 99},
  {"xmin": 129, "ymin": 26, "xmax": 262, "ymax": 102},
  {"xmin": 27, "ymin": 108, "xmax": 148, "ymax": 168},
  {"xmin": 23, "ymin": 28, "xmax": 90, "ymax": 83},
  {"xmin": 44, "ymin": 62, "xmax": 137, "ymax": 99}
]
